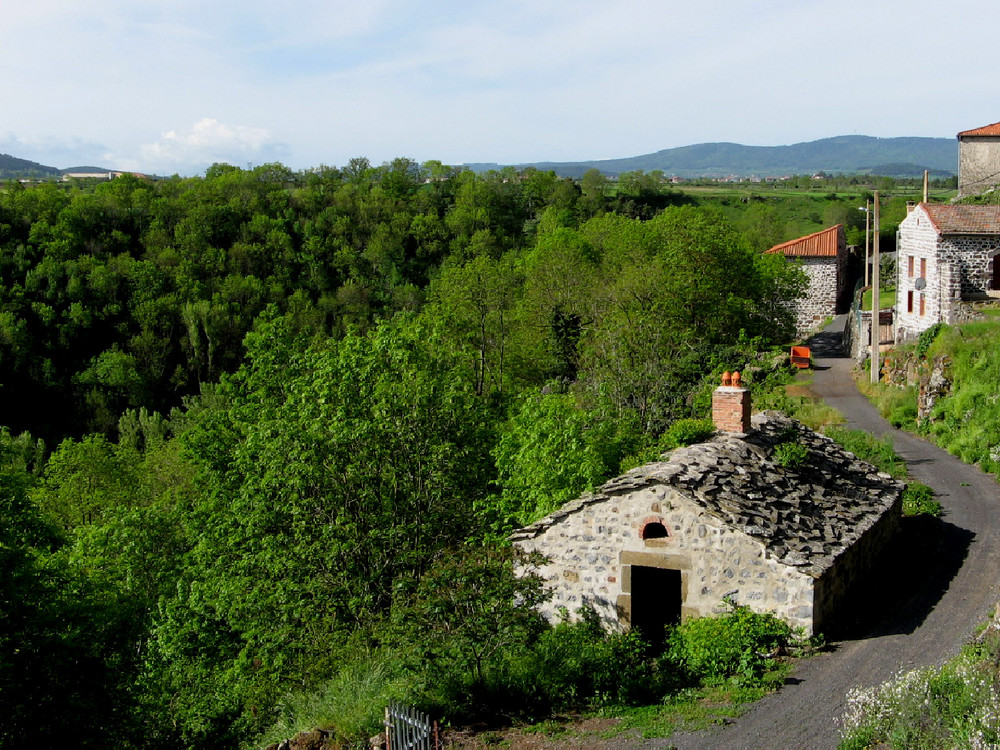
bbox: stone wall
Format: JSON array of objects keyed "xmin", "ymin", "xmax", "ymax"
[
  {"xmin": 513, "ymin": 484, "xmax": 819, "ymax": 633},
  {"xmin": 512, "ymin": 413, "xmax": 904, "ymax": 637},
  {"xmin": 959, "ymin": 136, "xmax": 1000, "ymax": 198},
  {"xmin": 812, "ymin": 488, "xmax": 902, "ymax": 633},
  {"xmin": 793, "ymin": 257, "xmax": 841, "ymax": 336}
]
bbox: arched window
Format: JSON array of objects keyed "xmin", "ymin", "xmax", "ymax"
[{"xmin": 640, "ymin": 521, "xmax": 669, "ymax": 540}]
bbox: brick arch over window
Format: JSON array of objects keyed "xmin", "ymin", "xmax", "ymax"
[{"xmin": 640, "ymin": 516, "xmax": 669, "ymax": 540}]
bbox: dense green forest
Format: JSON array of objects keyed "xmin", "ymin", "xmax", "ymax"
[{"xmin": 0, "ymin": 159, "xmax": 893, "ymax": 747}]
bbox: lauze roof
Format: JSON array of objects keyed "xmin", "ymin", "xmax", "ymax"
[
  {"xmin": 512, "ymin": 413, "xmax": 904, "ymax": 577},
  {"xmin": 765, "ymin": 225, "xmax": 843, "ymax": 258}
]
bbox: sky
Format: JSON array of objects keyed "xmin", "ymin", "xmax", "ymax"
[{"xmin": 2, "ymin": 0, "xmax": 999, "ymax": 177}]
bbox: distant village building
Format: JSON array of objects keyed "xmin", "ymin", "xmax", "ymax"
[
  {"xmin": 765, "ymin": 225, "xmax": 849, "ymax": 337},
  {"xmin": 512, "ymin": 377, "xmax": 904, "ymax": 638},
  {"xmin": 958, "ymin": 121, "xmax": 1000, "ymax": 198},
  {"xmin": 895, "ymin": 203, "xmax": 1000, "ymax": 341}
]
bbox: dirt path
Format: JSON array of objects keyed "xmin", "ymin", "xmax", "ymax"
[{"xmin": 656, "ymin": 316, "xmax": 1000, "ymax": 749}]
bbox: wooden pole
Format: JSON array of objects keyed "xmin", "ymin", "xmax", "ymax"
[
  {"xmin": 870, "ymin": 191, "xmax": 880, "ymax": 384},
  {"xmin": 864, "ymin": 198, "xmax": 870, "ymax": 287}
]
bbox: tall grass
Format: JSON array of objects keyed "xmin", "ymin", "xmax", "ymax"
[
  {"xmin": 823, "ymin": 426, "xmax": 907, "ymax": 478},
  {"xmin": 250, "ymin": 656, "xmax": 412, "ymax": 749},
  {"xmin": 923, "ymin": 321, "xmax": 1000, "ymax": 474}
]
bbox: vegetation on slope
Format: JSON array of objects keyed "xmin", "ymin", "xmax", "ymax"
[{"xmin": 0, "ymin": 162, "xmax": 936, "ymax": 747}]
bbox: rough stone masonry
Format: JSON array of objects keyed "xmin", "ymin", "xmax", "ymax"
[{"xmin": 512, "ymin": 382, "xmax": 904, "ymax": 636}]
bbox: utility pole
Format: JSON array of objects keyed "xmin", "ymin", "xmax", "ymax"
[
  {"xmin": 923, "ymin": 169, "xmax": 929, "ymax": 203},
  {"xmin": 864, "ymin": 198, "xmax": 871, "ymax": 287},
  {"xmin": 870, "ymin": 191, "xmax": 880, "ymax": 384}
]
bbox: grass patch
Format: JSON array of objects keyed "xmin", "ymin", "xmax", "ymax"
[
  {"xmin": 823, "ymin": 426, "xmax": 907, "ymax": 478},
  {"xmin": 861, "ymin": 287, "xmax": 896, "ymax": 312},
  {"xmin": 854, "ymin": 376, "xmax": 918, "ymax": 430},
  {"xmin": 599, "ymin": 676, "xmax": 783, "ymax": 740}
]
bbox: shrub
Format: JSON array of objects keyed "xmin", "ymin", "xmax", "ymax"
[
  {"xmin": 659, "ymin": 418, "xmax": 716, "ymax": 451},
  {"xmin": 889, "ymin": 401, "xmax": 918, "ymax": 429},
  {"xmin": 915, "ymin": 322, "xmax": 946, "ymax": 358},
  {"xmin": 774, "ymin": 441, "xmax": 809, "ymax": 469},
  {"xmin": 902, "ymin": 482, "xmax": 942, "ymax": 517},
  {"xmin": 668, "ymin": 600, "xmax": 793, "ymax": 685}
]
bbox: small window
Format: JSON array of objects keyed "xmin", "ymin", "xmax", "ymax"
[
  {"xmin": 907, "ymin": 290, "xmax": 914, "ymax": 313},
  {"xmin": 640, "ymin": 521, "xmax": 669, "ymax": 540},
  {"xmin": 908, "ymin": 257, "xmax": 914, "ymax": 277},
  {"xmin": 920, "ymin": 258, "xmax": 927, "ymax": 278},
  {"xmin": 919, "ymin": 293, "xmax": 926, "ymax": 316}
]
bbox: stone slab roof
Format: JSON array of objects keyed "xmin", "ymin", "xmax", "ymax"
[
  {"xmin": 765, "ymin": 225, "xmax": 844, "ymax": 258},
  {"xmin": 511, "ymin": 412, "xmax": 904, "ymax": 577},
  {"xmin": 920, "ymin": 203, "xmax": 1000, "ymax": 235},
  {"xmin": 959, "ymin": 121, "xmax": 1000, "ymax": 137}
]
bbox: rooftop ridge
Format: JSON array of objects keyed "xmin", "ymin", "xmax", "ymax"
[{"xmin": 510, "ymin": 412, "xmax": 904, "ymax": 576}]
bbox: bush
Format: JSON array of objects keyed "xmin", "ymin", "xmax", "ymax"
[
  {"xmin": 889, "ymin": 401, "xmax": 918, "ymax": 429},
  {"xmin": 839, "ymin": 640, "xmax": 1000, "ymax": 749},
  {"xmin": 915, "ymin": 322, "xmax": 945, "ymax": 358},
  {"xmin": 413, "ymin": 610, "xmax": 675, "ymax": 723},
  {"xmin": 774, "ymin": 441, "xmax": 809, "ymax": 469},
  {"xmin": 659, "ymin": 418, "xmax": 716, "ymax": 451},
  {"xmin": 902, "ymin": 482, "xmax": 942, "ymax": 517},
  {"xmin": 668, "ymin": 600, "xmax": 793, "ymax": 685}
]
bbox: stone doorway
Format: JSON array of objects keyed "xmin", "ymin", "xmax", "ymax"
[{"xmin": 628, "ymin": 566, "xmax": 682, "ymax": 648}]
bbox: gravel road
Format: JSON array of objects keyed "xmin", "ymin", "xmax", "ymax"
[{"xmin": 649, "ymin": 316, "xmax": 1000, "ymax": 750}]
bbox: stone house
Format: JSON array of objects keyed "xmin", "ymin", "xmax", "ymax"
[
  {"xmin": 958, "ymin": 121, "xmax": 1000, "ymax": 198},
  {"xmin": 765, "ymin": 225, "xmax": 849, "ymax": 337},
  {"xmin": 511, "ymin": 378, "xmax": 903, "ymax": 637},
  {"xmin": 895, "ymin": 203, "xmax": 1000, "ymax": 342}
]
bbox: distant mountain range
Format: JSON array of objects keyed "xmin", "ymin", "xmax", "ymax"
[
  {"xmin": 466, "ymin": 135, "xmax": 959, "ymax": 179},
  {"xmin": 2, "ymin": 134, "xmax": 960, "ymax": 181}
]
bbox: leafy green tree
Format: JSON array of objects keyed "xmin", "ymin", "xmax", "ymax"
[
  {"xmin": 0, "ymin": 430, "xmax": 138, "ymax": 747},
  {"xmin": 389, "ymin": 547, "xmax": 549, "ymax": 685},
  {"xmin": 31, "ymin": 434, "xmax": 140, "ymax": 531},
  {"xmin": 490, "ymin": 391, "xmax": 634, "ymax": 531},
  {"xmin": 144, "ymin": 312, "xmax": 496, "ymax": 741},
  {"xmin": 427, "ymin": 253, "xmax": 522, "ymax": 395}
]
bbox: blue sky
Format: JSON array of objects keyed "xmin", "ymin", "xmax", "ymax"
[{"xmin": 2, "ymin": 0, "xmax": 998, "ymax": 176}]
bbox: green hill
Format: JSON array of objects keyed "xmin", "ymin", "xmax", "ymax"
[
  {"xmin": 0, "ymin": 153, "xmax": 61, "ymax": 179},
  {"xmin": 469, "ymin": 135, "xmax": 958, "ymax": 179}
]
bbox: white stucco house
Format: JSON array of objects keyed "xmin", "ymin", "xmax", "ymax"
[{"xmin": 895, "ymin": 203, "xmax": 1000, "ymax": 342}]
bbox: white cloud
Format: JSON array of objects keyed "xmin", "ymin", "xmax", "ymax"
[{"xmin": 134, "ymin": 119, "xmax": 290, "ymax": 175}]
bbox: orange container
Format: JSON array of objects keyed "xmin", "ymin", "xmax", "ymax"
[{"xmin": 790, "ymin": 346, "xmax": 811, "ymax": 369}]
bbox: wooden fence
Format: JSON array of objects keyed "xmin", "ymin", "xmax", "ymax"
[{"xmin": 385, "ymin": 701, "xmax": 439, "ymax": 750}]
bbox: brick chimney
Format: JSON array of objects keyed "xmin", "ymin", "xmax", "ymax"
[{"xmin": 712, "ymin": 371, "xmax": 751, "ymax": 435}]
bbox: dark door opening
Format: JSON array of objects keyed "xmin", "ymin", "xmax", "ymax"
[{"xmin": 629, "ymin": 566, "xmax": 681, "ymax": 650}]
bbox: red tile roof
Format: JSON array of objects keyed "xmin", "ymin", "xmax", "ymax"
[
  {"xmin": 920, "ymin": 203, "xmax": 1000, "ymax": 234},
  {"xmin": 958, "ymin": 121, "xmax": 1000, "ymax": 137},
  {"xmin": 765, "ymin": 225, "xmax": 843, "ymax": 258}
]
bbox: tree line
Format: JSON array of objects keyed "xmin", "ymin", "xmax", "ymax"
[{"xmin": 0, "ymin": 159, "xmax": 806, "ymax": 746}]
